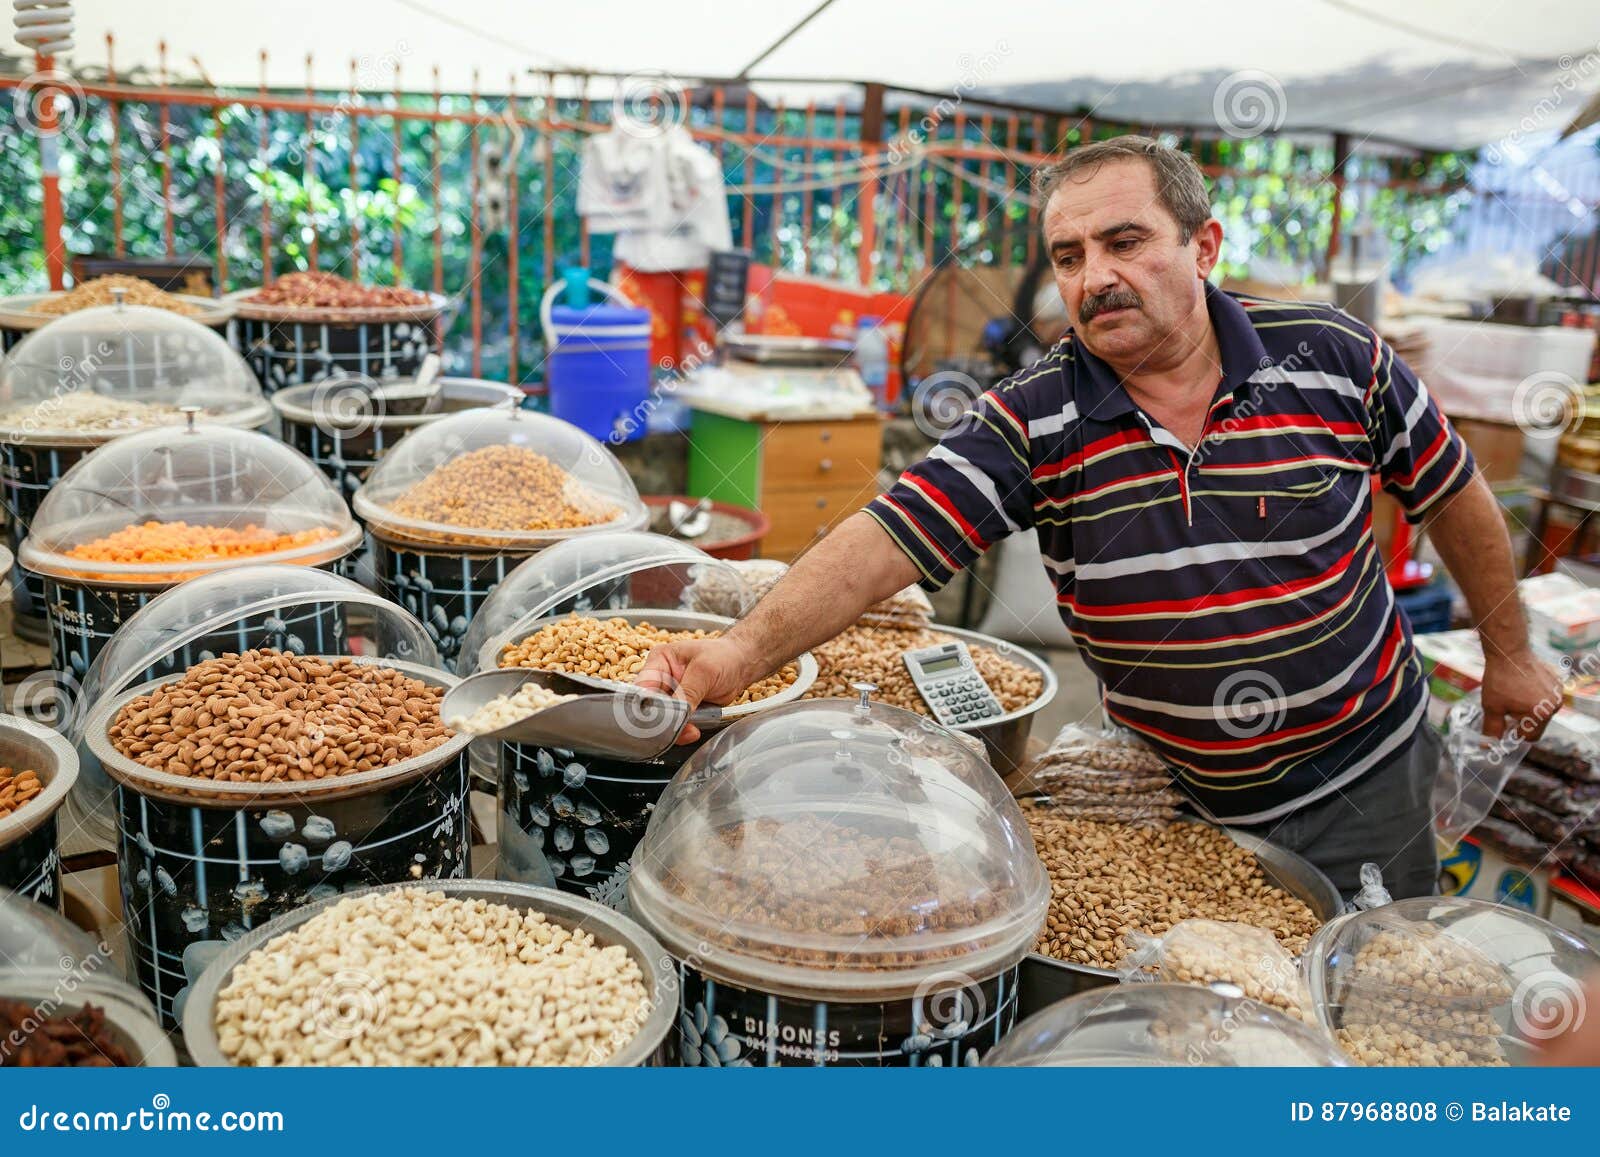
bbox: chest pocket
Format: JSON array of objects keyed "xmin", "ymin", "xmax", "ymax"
[{"xmin": 1190, "ymin": 459, "xmax": 1368, "ymax": 544}]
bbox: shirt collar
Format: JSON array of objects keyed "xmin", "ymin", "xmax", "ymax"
[{"xmin": 1069, "ymin": 282, "xmax": 1271, "ymax": 422}]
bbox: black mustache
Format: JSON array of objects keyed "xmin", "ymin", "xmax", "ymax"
[{"xmin": 1080, "ymin": 290, "xmax": 1142, "ymax": 324}]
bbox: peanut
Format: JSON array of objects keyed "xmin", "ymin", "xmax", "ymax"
[{"xmin": 498, "ymin": 615, "xmax": 797, "ymax": 706}]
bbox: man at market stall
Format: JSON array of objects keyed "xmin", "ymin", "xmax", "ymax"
[{"xmin": 638, "ymin": 134, "xmax": 1561, "ymax": 899}]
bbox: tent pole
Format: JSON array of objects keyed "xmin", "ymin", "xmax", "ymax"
[
  {"xmin": 1325, "ymin": 131, "xmax": 1352, "ymax": 274},
  {"xmin": 857, "ymin": 81, "xmax": 884, "ymax": 288}
]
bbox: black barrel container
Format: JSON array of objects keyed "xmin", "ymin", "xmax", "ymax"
[
  {"xmin": 272, "ymin": 376, "xmax": 523, "ymax": 505},
  {"xmin": 0, "ymin": 299, "xmax": 269, "ymax": 639},
  {"xmin": 354, "ymin": 408, "xmax": 650, "ymax": 672},
  {"xmin": 84, "ymin": 661, "xmax": 472, "ymax": 1028},
  {"xmin": 18, "ymin": 423, "xmax": 362, "ymax": 686},
  {"xmin": 628, "ymin": 692, "xmax": 1050, "ymax": 1067},
  {"xmin": 0, "ymin": 716, "xmax": 78, "ymax": 906},
  {"xmin": 230, "ymin": 292, "xmax": 448, "ymax": 396}
]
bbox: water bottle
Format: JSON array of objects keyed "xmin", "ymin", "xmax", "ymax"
[{"xmin": 855, "ymin": 315, "xmax": 890, "ymax": 408}]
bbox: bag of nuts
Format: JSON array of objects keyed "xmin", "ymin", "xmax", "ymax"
[
  {"xmin": 1023, "ymin": 724, "xmax": 1181, "ymax": 824},
  {"xmin": 1122, "ymin": 918, "xmax": 1314, "ymax": 1022}
]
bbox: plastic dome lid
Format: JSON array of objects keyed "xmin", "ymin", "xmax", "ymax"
[
  {"xmin": 0, "ymin": 300, "xmax": 269, "ymax": 443},
  {"xmin": 459, "ymin": 531, "xmax": 755, "ymax": 676},
  {"xmin": 985, "ymin": 984, "xmax": 1351, "ymax": 1067},
  {"xmin": 0, "ymin": 885, "xmax": 106, "ymax": 972},
  {"xmin": 18, "ymin": 423, "xmax": 362, "ymax": 585},
  {"xmin": 1304, "ymin": 896, "xmax": 1600, "ymax": 1065},
  {"xmin": 66, "ymin": 564, "xmax": 446, "ymax": 821},
  {"xmin": 70, "ymin": 563, "xmax": 441, "ymax": 739},
  {"xmin": 353, "ymin": 408, "xmax": 647, "ymax": 548},
  {"xmin": 627, "ymin": 694, "xmax": 1048, "ymax": 999}
]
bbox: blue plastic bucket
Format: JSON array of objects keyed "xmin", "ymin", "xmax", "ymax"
[{"xmin": 543, "ymin": 283, "xmax": 652, "ymax": 442}]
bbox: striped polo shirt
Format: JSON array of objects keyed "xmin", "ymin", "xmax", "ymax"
[{"xmin": 867, "ymin": 284, "xmax": 1475, "ymax": 823}]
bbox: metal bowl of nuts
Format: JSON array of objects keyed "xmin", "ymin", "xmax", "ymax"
[
  {"xmin": 181, "ymin": 879, "xmax": 677, "ymax": 1067},
  {"xmin": 485, "ymin": 608, "xmax": 818, "ymax": 724},
  {"xmin": 0, "ymin": 714, "xmax": 79, "ymax": 905},
  {"xmin": 928, "ymin": 625, "xmax": 1056, "ymax": 775},
  {"xmin": 2, "ymin": 972, "xmax": 178, "ymax": 1067},
  {"xmin": 83, "ymin": 655, "xmax": 473, "ymax": 807},
  {"xmin": 1017, "ymin": 817, "xmax": 1341, "ymax": 1015}
]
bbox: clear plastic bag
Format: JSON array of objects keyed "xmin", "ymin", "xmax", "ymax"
[
  {"xmin": 857, "ymin": 585, "xmax": 934, "ymax": 630},
  {"xmin": 1122, "ymin": 919, "xmax": 1313, "ymax": 1022},
  {"xmin": 1432, "ymin": 697, "xmax": 1530, "ymax": 853},
  {"xmin": 1503, "ymin": 764, "xmax": 1600, "ymax": 818},
  {"xmin": 1026, "ymin": 724, "xmax": 1180, "ymax": 824},
  {"xmin": 1035, "ymin": 723, "xmax": 1168, "ymax": 775}
]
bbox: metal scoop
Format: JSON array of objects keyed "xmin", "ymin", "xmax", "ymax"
[{"xmin": 440, "ymin": 667, "xmax": 723, "ymax": 761}]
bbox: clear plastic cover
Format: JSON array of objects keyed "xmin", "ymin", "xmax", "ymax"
[
  {"xmin": 1123, "ymin": 919, "xmax": 1314, "ymax": 1022},
  {"xmin": 0, "ymin": 302, "xmax": 269, "ymax": 443},
  {"xmin": 0, "ymin": 885, "xmax": 105, "ymax": 971},
  {"xmin": 984, "ymin": 983, "xmax": 1351, "ymax": 1067},
  {"xmin": 18, "ymin": 424, "xmax": 361, "ymax": 585},
  {"xmin": 628, "ymin": 697, "xmax": 1049, "ymax": 998},
  {"xmin": 66, "ymin": 564, "xmax": 446, "ymax": 821},
  {"xmin": 1305, "ymin": 896, "xmax": 1600, "ymax": 1066},
  {"xmin": 459, "ymin": 532, "xmax": 754, "ymax": 676},
  {"xmin": 353, "ymin": 408, "xmax": 647, "ymax": 548}
]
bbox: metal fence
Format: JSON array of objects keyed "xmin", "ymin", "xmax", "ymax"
[{"xmin": 0, "ymin": 38, "xmax": 1550, "ymax": 386}]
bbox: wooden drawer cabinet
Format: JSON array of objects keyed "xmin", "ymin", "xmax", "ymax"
[{"xmin": 687, "ymin": 410, "xmax": 884, "ymax": 562}]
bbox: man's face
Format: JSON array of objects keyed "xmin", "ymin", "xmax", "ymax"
[{"xmin": 1041, "ymin": 159, "xmax": 1219, "ymax": 366}]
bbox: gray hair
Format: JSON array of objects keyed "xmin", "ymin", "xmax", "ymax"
[{"xmin": 1033, "ymin": 135, "xmax": 1213, "ymax": 243}]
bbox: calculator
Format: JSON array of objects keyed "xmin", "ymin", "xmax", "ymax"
[{"xmin": 902, "ymin": 641, "xmax": 1005, "ymax": 726}]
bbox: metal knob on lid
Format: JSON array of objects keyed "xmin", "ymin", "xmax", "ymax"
[{"xmin": 851, "ymin": 681, "xmax": 876, "ymax": 712}]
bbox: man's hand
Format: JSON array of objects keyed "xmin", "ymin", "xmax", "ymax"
[
  {"xmin": 636, "ymin": 636, "xmax": 760, "ymax": 745},
  {"xmin": 1480, "ymin": 648, "xmax": 1563, "ymax": 740}
]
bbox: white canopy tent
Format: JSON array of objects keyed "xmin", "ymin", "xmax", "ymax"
[{"xmin": 25, "ymin": 0, "xmax": 1600, "ymax": 150}]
